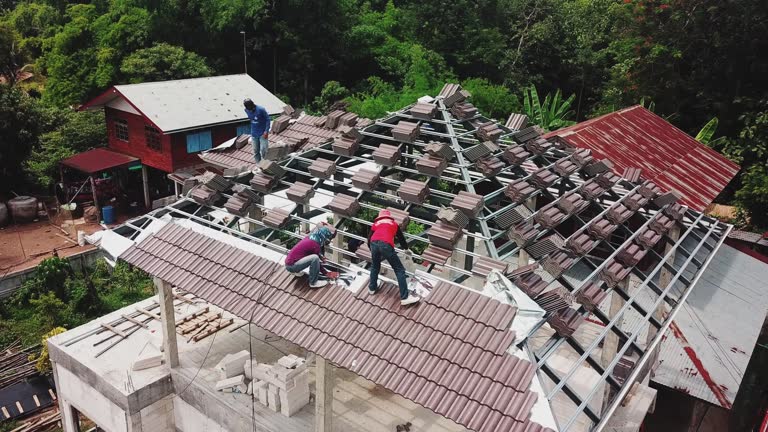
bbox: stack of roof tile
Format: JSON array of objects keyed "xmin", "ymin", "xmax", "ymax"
[
  {"xmin": 313, "ymin": 116, "xmax": 327, "ymax": 127},
  {"xmin": 325, "ymin": 110, "xmax": 345, "ymax": 129},
  {"xmin": 271, "ymin": 115, "xmax": 291, "ymax": 134},
  {"xmin": 554, "ymin": 159, "xmax": 578, "ymax": 177},
  {"xmin": 566, "ymin": 231, "xmax": 599, "ymax": 257},
  {"xmin": 525, "ymin": 138, "xmax": 553, "ymax": 155},
  {"xmin": 250, "ymin": 174, "xmax": 277, "ymax": 193},
  {"xmin": 263, "ymin": 208, "xmax": 292, "ymax": 229},
  {"xmin": 265, "ymin": 141, "xmax": 292, "ymax": 160},
  {"xmin": 664, "ymin": 203, "xmax": 687, "ymax": 221},
  {"xmin": 191, "ymin": 185, "xmax": 221, "ymax": 206},
  {"xmin": 391, "ymin": 121, "xmax": 421, "ymax": 143},
  {"xmin": 283, "ymin": 105, "xmax": 297, "ymax": 118},
  {"xmin": 578, "ymin": 180, "xmax": 607, "ymax": 201},
  {"xmin": 616, "ymin": 243, "xmax": 648, "ymax": 267},
  {"xmin": 508, "ymin": 263, "xmax": 539, "ymax": 279},
  {"xmin": 410, "ymin": 103, "xmax": 437, "ymax": 120},
  {"xmin": 258, "ymin": 160, "xmax": 285, "ymax": 178},
  {"xmin": 416, "ymin": 155, "xmax": 448, "ymax": 177},
  {"xmin": 338, "ymin": 112, "xmax": 359, "ymax": 127},
  {"xmin": 397, "ymin": 179, "xmax": 430, "ymax": 204},
  {"xmin": 385, "ymin": 207, "xmax": 410, "ymax": 227},
  {"xmin": 464, "ymin": 141, "xmax": 498, "ymax": 162},
  {"xmin": 285, "ymin": 182, "xmax": 315, "ymax": 205},
  {"xmin": 540, "ymin": 251, "xmax": 575, "ymax": 279},
  {"xmin": 650, "ymin": 213, "xmax": 675, "ymax": 235},
  {"xmin": 308, "ymin": 159, "xmax": 336, "ymax": 179},
  {"xmin": 596, "ymin": 171, "xmax": 621, "ymax": 189},
  {"xmin": 607, "ymin": 203, "xmax": 634, "ymax": 225},
  {"xmin": 548, "ymin": 308, "xmax": 585, "ymax": 337},
  {"xmin": 623, "ymin": 191, "xmax": 650, "ymax": 211},
  {"xmin": 508, "ymin": 222, "xmax": 540, "ymax": 247},
  {"xmin": 530, "ymin": 169, "xmax": 559, "ymax": 190},
  {"xmin": 505, "ymin": 180, "xmax": 536, "ymax": 204},
  {"xmin": 234, "ymin": 134, "xmax": 250, "ymax": 149},
  {"xmin": 437, "ymin": 207, "xmax": 469, "ymax": 229},
  {"xmin": 472, "ymin": 256, "xmax": 510, "ymax": 279},
  {"xmin": 556, "ymin": 191, "xmax": 589, "ymax": 215},
  {"xmin": 450, "ymin": 102, "xmax": 477, "ymax": 120},
  {"xmin": 421, "ymin": 245, "xmax": 453, "ymax": 265},
  {"xmin": 638, "ymin": 181, "xmax": 661, "ymax": 199},
  {"xmin": 534, "ymin": 206, "xmax": 567, "ymax": 229},
  {"xmin": 495, "ymin": 205, "xmax": 533, "ymax": 229},
  {"xmin": 502, "ymin": 145, "xmax": 531, "ymax": 166},
  {"xmin": 439, "ymin": 83, "xmax": 471, "ymax": 107},
  {"xmin": 424, "ymin": 142, "xmax": 455, "ymax": 161},
  {"xmin": 636, "ymin": 226, "xmax": 662, "ymax": 249},
  {"xmin": 332, "ymin": 136, "xmax": 359, "ymax": 157},
  {"xmin": 372, "ymin": 144, "xmax": 402, "ymax": 166},
  {"xmin": 475, "ymin": 157, "xmax": 505, "ymax": 177},
  {"xmin": 505, "ymin": 113, "xmax": 529, "ymax": 130},
  {"xmin": 654, "ymin": 190, "xmax": 683, "ymax": 207},
  {"xmin": 451, "ymin": 191, "xmax": 484, "ymax": 218},
  {"xmin": 622, "ymin": 167, "xmax": 643, "ymax": 183},
  {"xmin": 511, "ymin": 127, "xmax": 539, "ymax": 144},
  {"xmin": 475, "ymin": 122, "xmax": 504, "ymax": 143},
  {"xmin": 571, "ymin": 149, "xmax": 594, "ymax": 168},
  {"xmin": 350, "ymin": 169, "xmax": 381, "ymax": 192},
  {"xmin": 427, "ymin": 221, "xmax": 463, "ymax": 249},
  {"xmin": 584, "ymin": 159, "xmax": 614, "ymax": 176},
  {"xmin": 535, "ymin": 287, "xmax": 573, "ymax": 313},
  {"xmin": 338, "ymin": 125, "xmax": 363, "ymax": 142},
  {"xmin": 513, "ymin": 272, "xmax": 548, "ymax": 298},
  {"xmin": 527, "ymin": 234, "xmax": 566, "ymax": 259},
  {"xmin": 575, "ymin": 282, "xmax": 608, "ymax": 311},
  {"xmin": 587, "ymin": 218, "xmax": 618, "ymax": 240},
  {"xmin": 198, "ymin": 172, "xmax": 232, "ymax": 191},
  {"xmin": 224, "ymin": 185, "xmax": 260, "ymax": 216},
  {"xmin": 600, "ymin": 258, "xmax": 632, "ymax": 287},
  {"xmin": 326, "ymin": 195, "xmax": 360, "ymax": 218}
]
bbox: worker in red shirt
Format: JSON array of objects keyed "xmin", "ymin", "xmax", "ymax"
[{"xmin": 367, "ymin": 209, "xmax": 420, "ymax": 305}]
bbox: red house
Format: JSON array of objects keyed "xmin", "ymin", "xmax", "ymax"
[{"xmin": 80, "ymin": 74, "xmax": 285, "ymax": 188}]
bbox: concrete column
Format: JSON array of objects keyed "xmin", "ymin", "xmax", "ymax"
[
  {"xmin": 155, "ymin": 277, "xmax": 179, "ymax": 368},
  {"xmin": 601, "ymin": 278, "xmax": 627, "ymax": 413},
  {"xmin": 301, "ymin": 204, "xmax": 311, "ymax": 233},
  {"xmin": 174, "ymin": 182, "xmax": 180, "ymax": 198},
  {"xmin": 330, "ymin": 214, "xmax": 343, "ymax": 264},
  {"xmin": 315, "ymin": 356, "xmax": 334, "ymax": 432},
  {"xmin": 141, "ymin": 165, "xmax": 151, "ymax": 209},
  {"xmin": 247, "ymin": 196, "xmax": 264, "ymax": 233},
  {"xmin": 60, "ymin": 399, "xmax": 80, "ymax": 432}
]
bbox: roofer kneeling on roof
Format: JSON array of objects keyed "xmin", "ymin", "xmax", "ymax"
[
  {"xmin": 285, "ymin": 223, "xmax": 338, "ymax": 288},
  {"xmin": 368, "ymin": 209, "xmax": 420, "ymax": 306},
  {"xmin": 243, "ymin": 98, "xmax": 270, "ymax": 164}
]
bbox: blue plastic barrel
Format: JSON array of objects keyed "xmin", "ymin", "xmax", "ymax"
[{"xmin": 102, "ymin": 206, "xmax": 115, "ymax": 224}]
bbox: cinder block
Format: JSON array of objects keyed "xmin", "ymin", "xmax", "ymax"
[
  {"xmin": 243, "ymin": 359, "xmax": 259, "ymax": 380},
  {"xmin": 251, "ymin": 364, "xmax": 272, "ymax": 381},
  {"xmin": 255, "ymin": 381, "xmax": 269, "ymax": 405},
  {"xmin": 277, "ymin": 355, "xmax": 303, "ymax": 369},
  {"xmin": 132, "ymin": 352, "xmax": 163, "ymax": 371},
  {"xmin": 268, "ymin": 388, "xmax": 281, "ymax": 412},
  {"xmin": 216, "ymin": 375, "xmax": 247, "ymax": 393},
  {"xmin": 215, "ymin": 350, "xmax": 250, "ymax": 379}
]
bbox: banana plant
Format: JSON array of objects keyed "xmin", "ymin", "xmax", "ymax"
[
  {"xmin": 695, "ymin": 117, "xmax": 719, "ymax": 145},
  {"xmin": 523, "ymin": 85, "xmax": 577, "ymax": 131}
]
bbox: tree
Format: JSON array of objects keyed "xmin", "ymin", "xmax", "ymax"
[
  {"xmin": 0, "ymin": 85, "xmax": 46, "ymax": 198},
  {"xmin": 0, "ymin": 23, "xmax": 28, "ymax": 85},
  {"xmin": 462, "ymin": 78, "xmax": 520, "ymax": 121},
  {"xmin": 310, "ymin": 81, "xmax": 349, "ymax": 114},
  {"xmin": 120, "ymin": 43, "xmax": 210, "ymax": 83}
]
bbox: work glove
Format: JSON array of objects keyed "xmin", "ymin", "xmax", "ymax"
[
  {"xmin": 326, "ymin": 271, "xmax": 340, "ymax": 279},
  {"xmin": 262, "ymin": 132, "xmax": 269, "ymax": 139}
]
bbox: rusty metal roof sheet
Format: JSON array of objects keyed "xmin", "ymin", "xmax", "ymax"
[
  {"xmin": 546, "ymin": 105, "xmax": 740, "ymax": 211},
  {"xmin": 121, "ymin": 223, "xmax": 550, "ymax": 432}
]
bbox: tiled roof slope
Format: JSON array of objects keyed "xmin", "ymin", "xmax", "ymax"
[
  {"xmin": 545, "ymin": 106, "xmax": 740, "ymax": 211},
  {"xmin": 122, "ymin": 223, "xmax": 552, "ymax": 432}
]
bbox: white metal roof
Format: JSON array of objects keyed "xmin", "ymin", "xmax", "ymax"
[
  {"xmin": 653, "ymin": 244, "xmax": 768, "ymax": 408},
  {"xmin": 84, "ymin": 74, "xmax": 285, "ymax": 133}
]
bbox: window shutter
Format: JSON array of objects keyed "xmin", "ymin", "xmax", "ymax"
[
  {"xmin": 186, "ymin": 133, "xmax": 199, "ymax": 153},
  {"xmin": 200, "ymin": 130, "xmax": 212, "ymax": 151}
]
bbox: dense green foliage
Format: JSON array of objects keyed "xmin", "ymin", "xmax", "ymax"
[
  {"xmin": 0, "ymin": 258, "xmax": 154, "ymax": 347},
  {"xmin": 1, "ymin": 0, "xmax": 767, "ymax": 226}
]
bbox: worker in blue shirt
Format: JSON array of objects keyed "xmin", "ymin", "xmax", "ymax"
[{"xmin": 243, "ymin": 98, "xmax": 270, "ymax": 163}]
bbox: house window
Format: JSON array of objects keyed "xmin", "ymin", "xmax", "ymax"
[
  {"xmin": 114, "ymin": 118, "xmax": 129, "ymax": 141},
  {"xmin": 236, "ymin": 123, "xmax": 250, "ymax": 136},
  {"xmin": 186, "ymin": 130, "xmax": 212, "ymax": 153},
  {"xmin": 145, "ymin": 126, "xmax": 162, "ymax": 151}
]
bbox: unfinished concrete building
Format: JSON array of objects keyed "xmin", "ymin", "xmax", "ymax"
[{"xmin": 49, "ymin": 83, "xmax": 734, "ymax": 432}]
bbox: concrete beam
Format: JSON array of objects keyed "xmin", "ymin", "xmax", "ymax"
[
  {"xmin": 646, "ymin": 226, "xmax": 680, "ymax": 378},
  {"xmin": 315, "ymin": 356, "xmax": 334, "ymax": 432},
  {"xmin": 155, "ymin": 278, "xmax": 179, "ymax": 368},
  {"xmin": 604, "ymin": 383, "xmax": 657, "ymax": 432},
  {"xmin": 602, "ymin": 278, "xmax": 627, "ymax": 414}
]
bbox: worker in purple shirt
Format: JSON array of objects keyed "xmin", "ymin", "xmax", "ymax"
[
  {"xmin": 284, "ymin": 223, "xmax": 338, "ymax": 288},
  {"xmin": 243, "ymin": 98, "xmax": 270, "ymax": 163}
]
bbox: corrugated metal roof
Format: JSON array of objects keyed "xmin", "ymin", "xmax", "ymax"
[
  {"xmin": 81, "ymin": 74, "xmax": 286, "ymax": 133},
  {"xmin": 61, "ymin": 148, "xmax": 139, "ymax": 174},
  {"xmin": 121, "ymin": 223, "xmax": 552, "ymax": 432},
  {"xmin": 546, "ymin": 106, "xmax": 740, "ymax": 211},
  {"xmin": 654, "ymin": 244, "xmax": 768, "ymax": 408}
]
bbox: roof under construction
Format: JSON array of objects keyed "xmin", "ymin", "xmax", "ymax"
[{"xmin": 113, "ymin": 83, "xmax": 732, "ymax": 432}]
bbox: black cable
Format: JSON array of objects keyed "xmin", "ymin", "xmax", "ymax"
[
  {"xmin": 174, "ymin": 313, "xmax": 224, "ymax": 397},
  {"xmin": 248, "ymin": 308, "xmax": 256, "ymax": 432}
]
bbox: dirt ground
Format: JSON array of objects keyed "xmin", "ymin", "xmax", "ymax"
[{"xmin": 0, "ymin": 219, "xmax": 102, "ymax": 275}]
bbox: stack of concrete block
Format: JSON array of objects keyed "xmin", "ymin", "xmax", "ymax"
[
  {"xmin": 250, "ymin": 355, "xmax": 310, "ymax": 417},
  {"xmin": 133, "ymin": 351, "xmax": 163, "ymax": 371},
  {"xmin": 216, "ymin": 375, "xmax": 247, "ymax": 394}
]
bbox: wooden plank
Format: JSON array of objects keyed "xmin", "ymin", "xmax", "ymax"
[
  {"xmin": 100, "ymin": 323, "xmax": 128, "ymax": 339},
  {"xmin": 15, "ymin": 401, "xmax": 23, "ymax": 413},
  {"xmin": 48, "ymin": 389, "xmax": 56, "ymax": 400},
  {"xmin": 174, "ymin": 292, "xmax": 195, "ymax": 304},
  {"xmin": 193, "ymin": 319, "xmax": 233, "ymax": 341},
  {"xmin": 175, "ymin": 307, "xmax": 209, "ymax": 325},
  {"xmin": 32, "ymin": 395, "xmax": 40, "ymax": 407},
  {"xmin": 137, "ymin": 307, "xmax": 160, "ymax": 320},
  {"xmin": 1, "ymin": 406, "xmax": 9, "ymax": 418},
  {"xmin": 228, "ymin": 321, "xmax": 248, "ymax": 333},
  {"xmin": 121, "ymin": 314, "xmax": 149, "ymax": 329}
]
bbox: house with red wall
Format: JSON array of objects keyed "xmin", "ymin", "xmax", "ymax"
[{"xmin": 79, "ymin": 74, "xmax": 285, "ymax": 193}]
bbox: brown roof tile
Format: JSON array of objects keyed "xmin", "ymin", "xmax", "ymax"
[
  {"xmin": 548, "ymin": 308, "xmax": 584, "ymax": 337},
  {"xmin": 307, "ymin": 159, "xmax": 336, "ymax": 179},
  {"xmin": 566, "ymin": 232, "xmax": 599, "ymax": 257},
  {"xmin": 373, "ymin": 144, "xmax": 402, "ymax": 166},
  {"xmin": 398, "ymin": 179, "xmax": 430, "ymax": 204},
  {"xmin": 327, "ymin": 194, "xmax": 360, "ymax": 218},
  {"xmin": 508, "ymin": 222, "xmax": 540, "ymax": 247},
  {"xmin": 511, "ymin": 126, "xmax": 539, "ymax": 144},
  {"xmin": 540, "ymin": 251, "xmax": 575, "ymax": 279},
  {"xmin": 495, "ymin": 205, "xmax": 533, "ymax": 229},
  {"xmin": 475, "ymin": 122, "xmax": 504, "ymax": 143},
  {"xmin": 285, "ymin": 182, "xmax": 315, "ymax": 204},
  {"xmin": 512, "ymin": 272, "xmax": 548, "ymax": 298},
  {"xmin": 505, "ymin": 113, "xmax": 529, "ymax": 130},
  {"xmin": 638, "ymin": 181, "xmax": 661, "ymax": 199},
  {"xmin": 505, "ymin": 180, "xmax": 536, "ymax": 203},
  {"xmin": 571, "ymin": 148, "xmax": 594, "ymax": 168},
  {"xmin": 600, "ymin": 258, "xmax": 632, "ymax": 287},
  {"xmin": 595, "ymin": 171, "xmax": 621, "ymax": 189},
  {"xmin": 424, "ymin": 142, "xmax": 456, "ymax": 161},
  {"xmin": 190, "ymin": 185, "xmax": 221, "ymax": 206},
  {"xmin": 391, "ymin": 121, "xmax": 421, "ymax": 143},
  {"xmin": 476, "ymin": 157, "xmax": 505, "ymax": 177},
  {"xmin": 554, "ymin": 159, "xmax": 578, "ymax": 177},
  {"xmin": 534, "ymin": 206, "xmax": 567, "ymax": 229},
  {"xmin": 575, "ymin": 282, "xmax": 607, "ymax": 312},
  {"xmin": 607, "ymin": 203, "xmax": 634, "ymax": 224},
  {"xmin": 525, "ymin": 138, "xmax": 553, "ymax": 155},
  {"xmin": 271, "ymin": 115, "xmax": 291, "ymax": 134},
  {"xmin": 616, "ymin": 243, "xmax": 648, "ymax": 267},
  {"xmin": 649, "ymin": 213, "xmax": 675, "ymax": 235},
  {"xmin": 464, "ymin": 141, "xmax": 498, "ymax": 162},
  {"xmin": 578, "ymin": 180, "xmax": 607, "ymax": 201},
  {"xmin": 583, "ymin": 159, "xmax": 615, "ymax": 176},
  {"xmin": 350, "ymin": 168, "xmax": 381, "ymax": 192},
  {"xmin": 421, "ymin": 245, "xmax": 453, "ymax": 265},
  {"xmin": 654, "ymin": 190, "xmax": 683, "ymax": 207},
  {"xmin": 386, "ymin": 207, "xmax": 410, "ymax": 228},
  {"xmin": 556, "ymin": 191, "xmax": 589, "ymax": 215},
  {"xmin": 249, "ymin": 173, "xmax": 277, "ymax": 193},
  {"xmin": 635, "ymin": 226, "xmax": 662, "ymax": 249},
  {"xmin": 530, "ymin": 169, "xmax": 559, "ymax": 190},
  {"xmin": 257, "ymin": 159, "xmax": 285, "ymax": 178},
  {"xmin": 526, "ymin": 234, "xmax": 565, "ymax": 259},
  {"xmin": 437, "ymin": 207, "xmax": 469, "ymax": 229},
  {"xmin": 332, "ymin": 136, "xmax": 360, "ymax": 156},
  {"xmin": 472, "ymin": 256, "xmax": 511, "ymax": 279},
  {"xmin": 410, "ymin": 103, "xmax": 437, "ymax": 120},
  {"xmin": 586, "ymin": 218, "xmax": 618, "ymax": 240},
  {"xmin": 535, "ymin": 287, "xmax": 573, "ymax": 313},
  {"xmin": 502, "ymin": 145, "xmax": 531, "ymax": 166},
  {"xmin": 664, "ymin": 202, "xmax": 687, "ymax": 221},
  {"xmin": 622, "ymin": 167, "xmax": 643, "ymax": 183},
  {"xmin": 263, "ymin": 208, "xmax": 292, "ymax": 229},
  {"xmin": 416, "ymin": 155, "xmax": 449, "ymax": 177},
  {"xmin": 451, "ymin": 191, "xmax": 484, "ymax": 219},
  {"xmin": 427, "ymin": 221, "xmax": 463, "ymax": 249},
  {"xmin": 450, "ymin": 102, "xmax": 478, "ymax": 120}
]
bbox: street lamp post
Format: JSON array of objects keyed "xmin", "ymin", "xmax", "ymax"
[{"xmin": 240, "ymin": 31, "xmax": 247, "ymax": 74}]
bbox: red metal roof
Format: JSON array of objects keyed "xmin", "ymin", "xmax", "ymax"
[
  {"xmin": 545, "ymin": 106, "xmax": 740, "ymax": 211},
  {"xmin": 121, "ymin": 223, "xmax": 552, "ymax": 432},
  {"xmin": 61, "ymin": 148, "xmax": 139, "ymax": 174}
]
